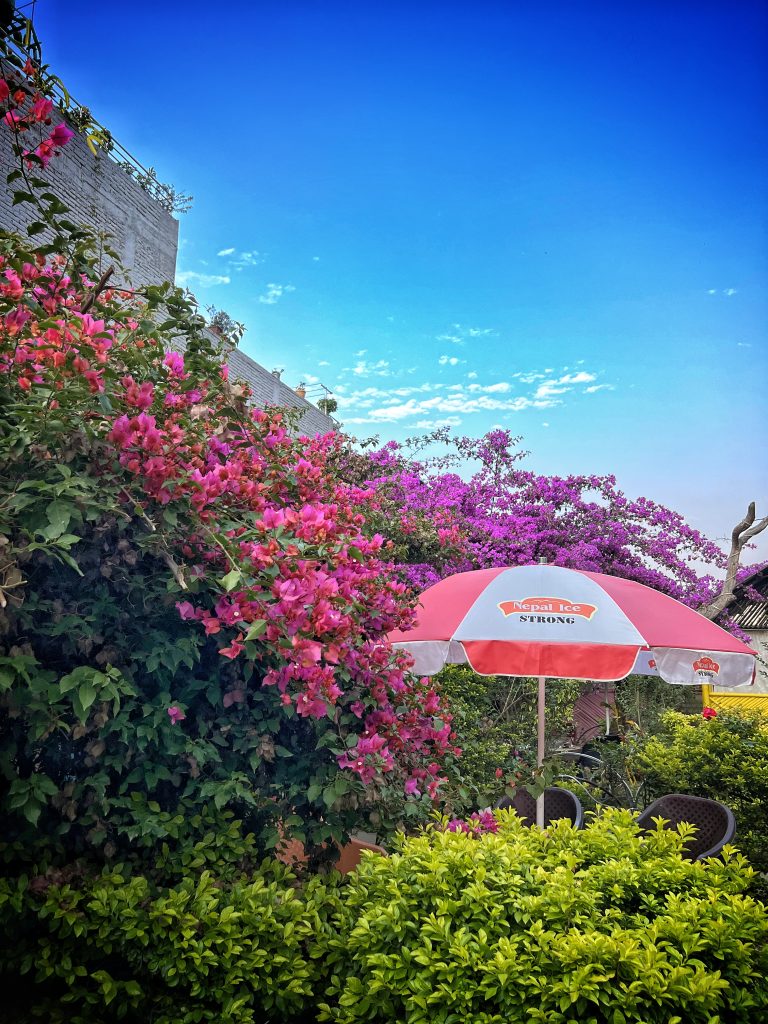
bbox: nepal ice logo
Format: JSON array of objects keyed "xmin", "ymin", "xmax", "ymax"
[{"xmin": 693, "ymin": 656, "xmax": 720, "ymax": 681}]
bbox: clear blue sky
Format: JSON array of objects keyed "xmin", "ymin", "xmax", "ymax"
[{"xmin": 35, "ymin": 1, "xmax": 767, "ymax": 555}]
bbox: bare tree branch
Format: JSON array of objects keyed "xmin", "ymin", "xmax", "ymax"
[
  {"xmin": 80, "ymin": 265, "xmax": 114, "ymax": 314},
  {"xmin": 699, "ymin": 502, "xmax": 768, "ymax": 620}
]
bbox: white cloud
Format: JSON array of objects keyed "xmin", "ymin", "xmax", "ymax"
[
  {"xmin": 303, "ymin": 373, "xmax": 320, "ymax": 384},
  {"xmin": 707, "ymin": 289, "xmax": 717, "ymax": 295},
  {"xmin": 312, "ymin": 256, "xmax": 320, "ymax": 261},
  {"xmin": 542, "ymin": 422, "xmax": 550, "ymax": 428},
  {"xmin": 234, "ymin": 251, "xmax": 264, "ymax": 270},
  {"xmin": 438, "ymin": 355, "xmax": 463, "ymax": 366},
  {"xmin": 558, "ymin": 371, "xmax": 596, "ymax": 385},
  {"xmin": 467, "ymin": 371, "xmax": 478, "ymax": 380},
  {"xmin": 414, "ymin": 416, "xmax": 463, "ymax": 429},
  {"xmin": 336, "ymin": 363, "xmax": 612, "ymax": 425},
  {"xmin": 351, "ymin": 359, "xmax": 391, "ymax": 377},
  {"xmin": 217, "ymin": 247, "xmax": 235, "ymax": 256},
  {"xmin": 354, "ymin": 349, "xmax": 368, "ymax": 357},
  {"xmin": 737, "ymin": 342, "xmax": 752, "ymax": 348},
  {"xmin": 534, "ymin": 383, "xmax": 570, "ymax": 399},
  {"xmin": 318, "ymin": 360, "xmax": 330, "ymax": 366},
  {"xmin": 258, "ymin": 283, "xmax": 295, "ymax": 305},
  {"xmin": 724, "ymin": 287, "xmax": 737, "ymax": 296},
  {"xmin": 436, "ymin": 323, "xmax": 496, "ymax": 346},
  {"xmin": 584, "ymin": 383, "xmax": 614, "ymax": 393},
  {"xmin": 176, "ymin": 270, "xmax": 230, "ymax": 287}
]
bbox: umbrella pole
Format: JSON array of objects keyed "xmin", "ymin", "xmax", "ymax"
[{"xmin": 537, "ymin": 675, "xmax": 546, "ymax": 829}]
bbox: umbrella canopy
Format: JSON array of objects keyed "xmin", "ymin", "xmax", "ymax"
[
  {"xmin": 389, "ymin": 564, "xmax": 756, "ymax": 687},
  {"xmin": 388, "ymin": 565, "xmax": 757, "ymax": 828}
]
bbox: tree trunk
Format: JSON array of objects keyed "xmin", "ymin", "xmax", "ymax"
[{"xmin": 698, "ymin": 502, "xmax": 768, "ymax": 620}]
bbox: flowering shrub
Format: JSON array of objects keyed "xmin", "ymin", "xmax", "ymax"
[
  {"xmin": 320, "ymin": 810, "xmax": 768, "ymax": 1024},
  {"xmin": 635, "ymin": 709, "xmax": 768, "ymax": 873},
  {"xmin": 0, "ymin": 51, "xmax": 456, "ymax": 866},
  {"xmin": 352, "ymin": 431, "xmax": 745, "ymax": 616}
]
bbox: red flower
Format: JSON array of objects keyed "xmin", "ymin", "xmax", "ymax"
[{"xmin": 702, "ymin": 706, "xmax": 717, "ymax": 719}]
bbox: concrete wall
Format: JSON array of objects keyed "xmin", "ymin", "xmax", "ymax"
[{"xmin": 0, "ymin": 109, "xmax": 178, "ymax": 290}]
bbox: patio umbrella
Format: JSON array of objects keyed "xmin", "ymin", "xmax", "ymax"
[{"xmin": 388, "ymin": 564, "xmax": 757, "ymax": 828}]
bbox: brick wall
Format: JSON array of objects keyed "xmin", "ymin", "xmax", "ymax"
[
  {"xmin": 0, "ymin": 93, "xmax": 337, "ymax": 436},
  {"xmin": 0, "ymin": 109, "xmax": 178, "ymax": 290}
]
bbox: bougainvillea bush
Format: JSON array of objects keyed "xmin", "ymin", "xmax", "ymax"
[
  {"xmin": 320, "ymin": 810, "xmax": 768, "ymax": 1024},
  {"xmin": 0, "ymin": 51, "xmax": 459, "ymax": 870},
  {"xmin": 349, "ymin": 430, "xmax": 750, "ymax": 615}
]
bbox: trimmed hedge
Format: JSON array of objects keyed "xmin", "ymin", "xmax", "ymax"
[
  {"xmin": 2, "ymin": 810, "xmax": 767, "ymax": 1023},
  {"xmin": 320, "ymin": 811, "xmax": 768, "ymax": 1024}
]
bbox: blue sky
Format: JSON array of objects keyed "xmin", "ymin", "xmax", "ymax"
[{"xmin": 36, "ymin": 1, "xmax": 767, "ymax": 555}]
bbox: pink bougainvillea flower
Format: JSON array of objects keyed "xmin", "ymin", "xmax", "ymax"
[
  {"xmin": 30, "ymin": 95, "xmax": 53, "ymax": 122},
  {"xmin": 404, "ymin": 777, "xmax": 421, "ymax": 797},
  {"xmin": 167, "ymin": 705, "xmax": 186, "ymax": 725},
  {"xmin": 49, "ymin": 123, "xmax": 74, "ymax": 147},
  {"xmin": 219, "ymin": 638, "xmax": 245, "ymax": 659},
  {"xmin": 702, "ymin": 706, "xmax": 718, "ymax": 720},
  {"xmin": 163, "ymin": 350, "xmax": 185, "ymax": 376},
  {"xmin": 175, "ymin": 600, "xmax": 198, "ymax": 621}
]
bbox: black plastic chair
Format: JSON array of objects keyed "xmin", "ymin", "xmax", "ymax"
[
  {"xmin": 496, "ymin": 787, "xmax": 584, "ymax": 829},
  {"xmin": 636, "ymin": 793, "xmax": 736, "ymax": 861}
]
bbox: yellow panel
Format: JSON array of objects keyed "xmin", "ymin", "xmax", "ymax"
[{"xmin": 702, "ymin": 684, "xmax": 768, "ymax": 715}]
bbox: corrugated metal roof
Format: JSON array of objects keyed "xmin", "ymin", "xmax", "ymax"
[{"xmin": 731, "ymin": 565, "xmax": 768, "ymax": 630}]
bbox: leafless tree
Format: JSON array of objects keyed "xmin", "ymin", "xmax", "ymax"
[{"xmin": 698, "ymin": 502, "xmax": 768, "ymax": 620}]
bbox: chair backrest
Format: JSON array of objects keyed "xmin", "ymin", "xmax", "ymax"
[
  {"xmin": 636, "ymin": 793, "xmax": 736, "ymax": 860},
  {"xmin": 496, "ymin": 787, "xmax": 584, "ymax": 829}
]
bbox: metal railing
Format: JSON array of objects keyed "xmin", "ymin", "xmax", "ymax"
[{"xmin": 1, "ymin": 13, "xmax": 177, "ymax": 209}]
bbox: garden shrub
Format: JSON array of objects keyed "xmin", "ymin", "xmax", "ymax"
[
  {"xmin": 635, "ymin": 709, "xmax": 768, "ymax": 873},
  {"xmin": 0, "ymin": 847, "xmax": 341, "ymax": 1023},
  {"xmin": 436, "ymin": 665, "xmax": 581, "ymax": 811},
  {"xmin": 319, "ymin": 809, "xmax": 768, "ymax": 1024}
]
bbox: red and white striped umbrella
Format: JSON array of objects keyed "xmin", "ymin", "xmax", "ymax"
[{"xmin": 388, "ymin": 564, "xmax": 757, "ymax": 826}]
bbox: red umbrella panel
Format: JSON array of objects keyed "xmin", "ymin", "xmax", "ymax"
[
  {"xmin": 389, "ymin": 564, "xmax": 756, "ymax": 687},
  {"xmin": 388, "ymin": 565, "xmax": 757, "ymax": 828}
]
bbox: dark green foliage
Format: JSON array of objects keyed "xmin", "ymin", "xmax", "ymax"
[
  {"xmin": 0, "ymin": 836, "xmax": 341, "ymax": 1023},
  {"xmin": 613, "ymin": 675, "xmax": 690, "ymax": 736},
  {"xmin": 437, "ymin": 665, "xmax": 581, "ymax": 809},
  {"xmin": 635, "ymin": 709, "xmax": 768, "ymax": 872}
]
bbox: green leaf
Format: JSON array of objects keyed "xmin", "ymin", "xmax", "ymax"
[
  {"xmin": 45, "ymin": 499, "xmax": 73, "ymax": 539},
  {"xmin": 245, "ymin": 619, "xmax": 266, "ymax": 641},
  {"xmin": 219, "ymin": 568, "xmax": 242, "ymax": 592}
]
